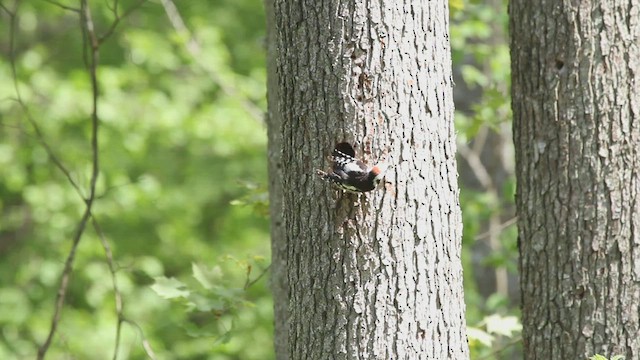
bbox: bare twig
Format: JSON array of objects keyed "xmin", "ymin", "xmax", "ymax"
[
  {"xmin": 105, "ymin": 0, "xmax": 119, "ymax": 13},
  {"xmin": 476, "ymin": 336, "xmax": 522, "ymax": 360},
  {"xmin": 457, "ymin": 139, "xmax": 511, "ymax": 295},
  {"xmin": 91, "ymin": 217, "xmax": 124, "ymax": 360},
  {"xmin": 42, "ymin": 0, "xmax": 80, "ymax": 12},
  {"xmin": 474, "ymin": 217, "xmax": 518, "ymax": 241},
  {"xmin": 0, "ymin": 2, "xmax": 12, "ymax": 14},
  {"xmin": 457, "ymin": 141, "xmax": 494, "ymax": 190},
  {"xmin": 99, "ymin": 0, "xmax": 147, "ymax": 44},
  {"xmin": 5, "ymin": 1, "xmax": 83, "ymax": 197},
  {"xmin": 244, "ymin": 264, "xmax": 272, "ymax": 290},
  {"xmin": 5, "ymin": 9, "xmax": 92, "ymax": 356},
  {"xmin": 7, "ymin": 99, "xmax": 85, "ymax": 195},
  {"xmin": 159, "ymin": 0, "xmax": 264, "ymax": 122},
  {"xmin": 36, "ymin": 1, "xmax": 101, "ymax": 358},
  {"xmin": 7, "ymin": 1, "xmax": 150, "ymax": 358},
  {"xmin": 94, "ymin": 215, "xmax": 159, "ymax": 359},
  {"xmin": 122, "ymin": 319, "xmax": 158, "ymax": 360},
  {"xmin": 37, "ymin": 203, "xmax": 94, "ymax": 360}
]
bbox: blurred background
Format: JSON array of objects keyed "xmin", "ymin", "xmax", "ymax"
[{"xmin": 0, "ymin": 0, "xmax": 518, "ymax": 359}]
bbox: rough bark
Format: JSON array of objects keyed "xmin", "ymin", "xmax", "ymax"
[
  {"xmin": 265, "ymin": 0, "xmax": 468, "ymax": 359},
  {"xmin": 510, "ymin": 0, "xmax": 640, "ymax": 358},
  {"xmin": 265, "ymin": 0, "xmax": 288, "ymax": 357}
]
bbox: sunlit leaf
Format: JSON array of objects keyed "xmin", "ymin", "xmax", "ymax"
[
  {"xmin": 151, "ymin": 277, "xmax": 190, "ymax": 299},
  {"xmin": 484, "ymin": 314, "xmax": 522, "ymax": 337},
  {"xmin": 192, "ymin": 263, "xmax": 223, "ymax": 290},
  {"xmin": 467, "ymin": 326, "xmax": 494, "ymax": 347}
]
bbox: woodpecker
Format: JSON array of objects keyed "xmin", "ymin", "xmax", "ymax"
[{"xmin": 316, "ymin": 142, "xmax": 387, "ymax": 193}]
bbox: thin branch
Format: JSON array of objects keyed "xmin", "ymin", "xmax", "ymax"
[
  {"xmin": 82, "ymin": 1, "xmax": 100, "ymax": 202},
  {"xmin": 42, "ymin": 0, "xmax": 80, "ymax": 13},
  {"xmin": 105, "ymin": 0, "xmax": 118, "ymax": 13},
  {"xmin": 7, "ymin": 5, "xmax": 84, "ymax": 195},
  {"xmin": 95, "ymin": 180, "xmax": 136, "ymax": 200},
  {"xmin": 7, "ymin": 1, "xmax": 150, "ymax": 357},
  {"xmin": 159, "ymin": 0, "xmax": 264, "ymax": 122},
  {"xmin": 92, "ymin": 217, "xmax": 124, "ymax": 360},
  {"xmin": 6, "ymin": 11, "xmax": 95, "ymax": 355},
  {"xmin": 472, "ymin": 125, "xmax": 489, "ymax": 154},
  {"xmin": 0, "ymin": 2, "xmax": 12, "ymax": 14},
  {"xmin": 99, "ymin": 0, "xmax": 147, "ymax": 44},
  {"xmin": 457, "ymin": 140, "xmax": 494, "ymax": 190},
  {"xmin": 458, "ymin": 138, "xmax": 513, "ymax": 296},
  {"xmin": 8, "ymin": 1, "xmax": 149, "ymax": 358},
  {"xmin": 8, "ymin": 98, "xmax": 85, "ymax": 195},
  {"xmin": 244, "ymin": 264, "xmax": 272, "ymax": 290},
  {"xmin": 476, "ymin": 336, "xmax": 522, "ymax": 360},
  {"xmin": 37, "ymin": 1, "xmax": 101, "ymax": 358},
  {"xmin": 37, "ymin": 204, "xmax": 94, "ymax": 360},
  {"xmin": 122, "ymin": 319, "xmax": 158, "ymax": 360},
  {"xmin": 474, "ymin": 217, "xmax": 518, "ymax": 241}
]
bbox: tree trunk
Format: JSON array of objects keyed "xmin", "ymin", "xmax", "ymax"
[
  {"xmin": 265, "ymin": 0, "xmax": 288, "ymax": 358},
  {"xmin": 510, "ymin": 1, "xmax": 640, "ymax": 358},
  {"xmin": 265, "ymin": 0, "xmax": 468, "ymax": 358}
]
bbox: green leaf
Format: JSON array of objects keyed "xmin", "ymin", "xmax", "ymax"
[
  {"xmin": 216, "ymin": 330, "xmax": 233, "ymax": 345},
  {"xmin": 467, "ymin": 326, "xmax": 494, "ymax": 347},
  {"xmin": 192, "ymin": 263, "xmax": 223, "ymax": 290},
  {"xmin": 151, "ymin": 276, "xmax": 190, "ymax": 299},
  {"xmin": 484, "ymin": 314, "xmax": 522, "ymax": 337}
]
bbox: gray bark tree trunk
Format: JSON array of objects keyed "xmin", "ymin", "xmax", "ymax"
[
  {"xmin": 265, "ymin": 0, "xmax": 469, "ymax": 358},
  {"xmin": 265, "ymin": 0, "xmax": 287, "ymax": 357},
  {"xmin": 510, "ymin": 1, "xmax": 640, "ymax": 359}
]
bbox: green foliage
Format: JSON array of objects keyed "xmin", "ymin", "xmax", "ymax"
[
  {"xmin": 0, "ymin": 0, "xmax": 271, "ymax": 359},
  {"xmin": 467, "ymin": 314, "xmax": 521, "ymax": 356},
  {"xmin": 151, "ymin": 258, "xmax": 269, "ymax": 341},
  {"xmin": 452, "ymin": 0, "xmax": 510, "ymax": 141},
  {"xmin": 451, "ymin": 0, "xmax": 520, "ymax": 358},
  {"xmin": 1, "ymin": 0, "xmax": 519, "ymax": 358}
]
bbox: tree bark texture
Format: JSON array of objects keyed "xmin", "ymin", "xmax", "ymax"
[
  {"xmin": 510, "ymin": 0, "xmax": 640, "ymax": 358},
  {"xmin": 265, "ymin": 0, "xmax": 469, "ymax": 359},
  {"xmin": 265, "ymin": 0, "xmax": 288, "ymax": 357}
]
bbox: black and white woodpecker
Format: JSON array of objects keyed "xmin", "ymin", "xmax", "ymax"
[{"xmin": 316, "ymin": 142, "xmax": 387, "ymax": 193}]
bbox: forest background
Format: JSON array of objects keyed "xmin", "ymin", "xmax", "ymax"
[{"xmin": 0, "ymin": 0, "xmax": 518, "ymax": 359}]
